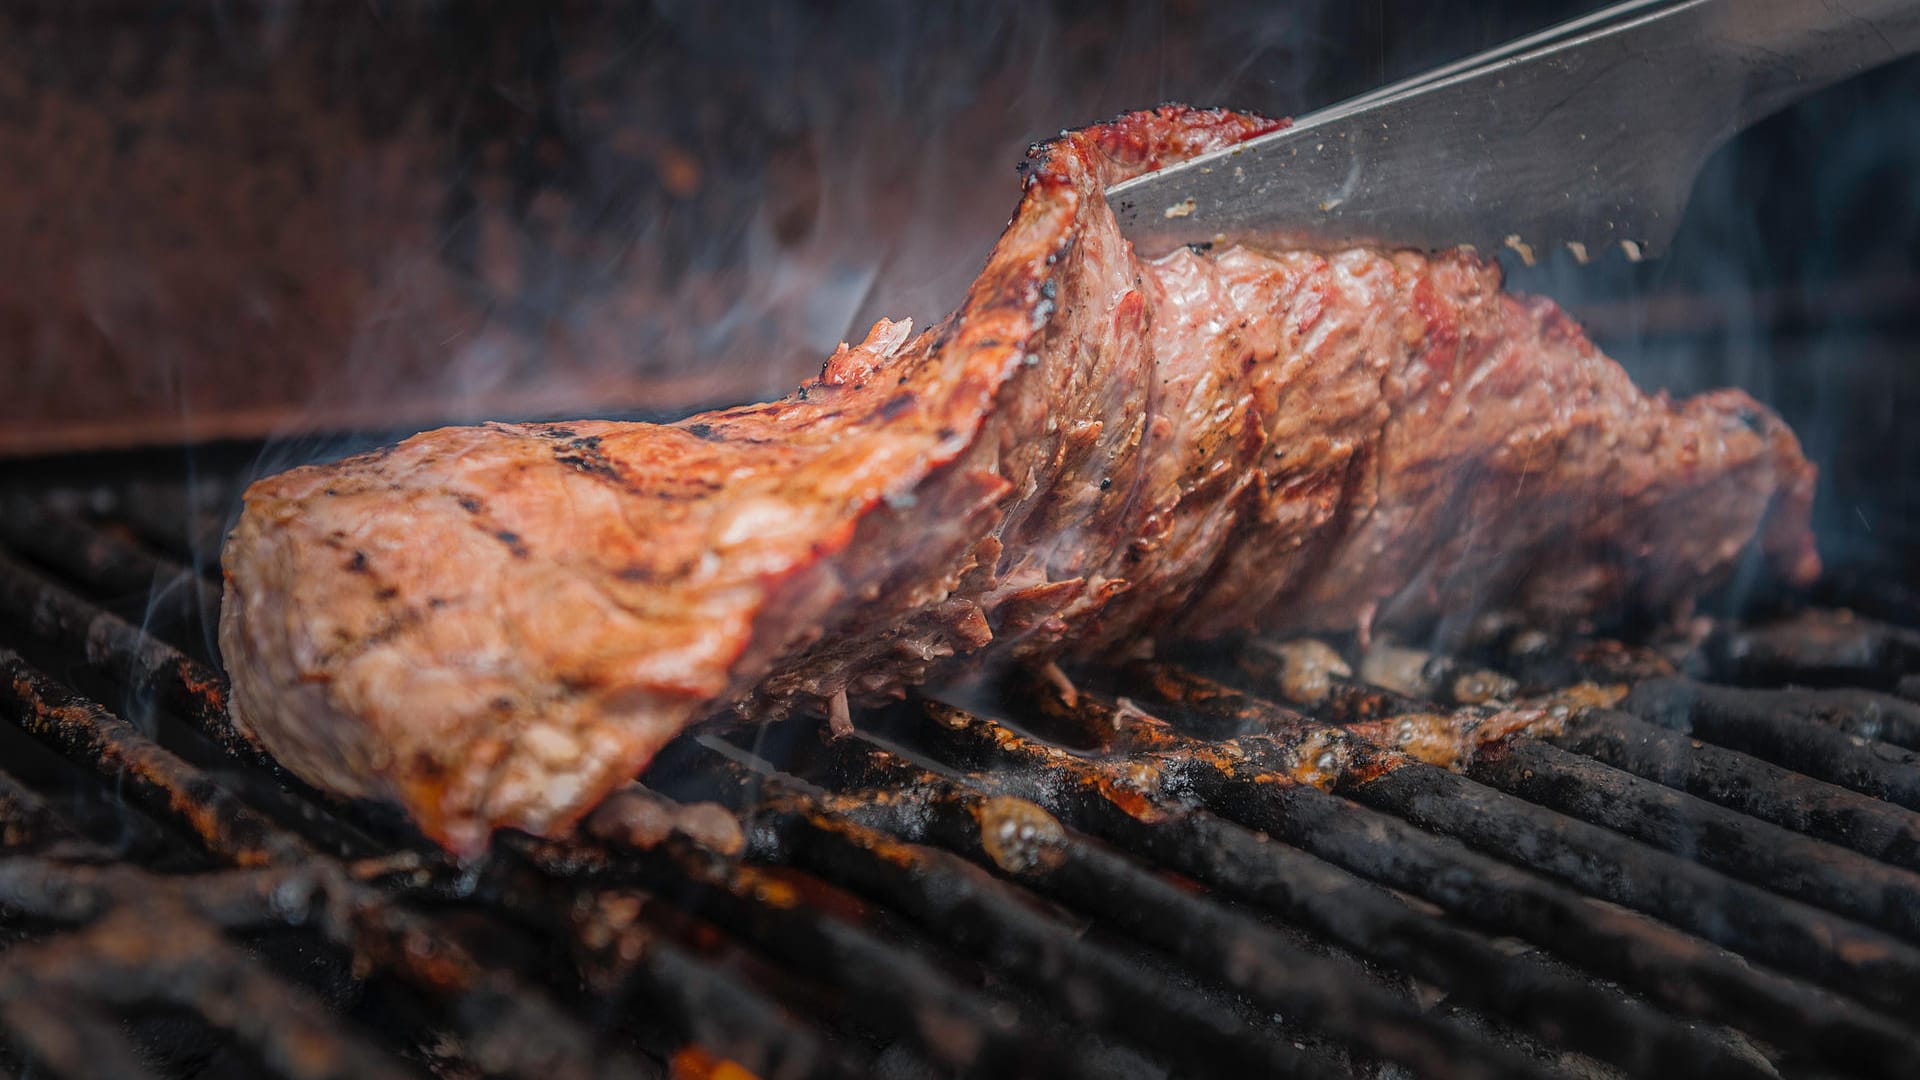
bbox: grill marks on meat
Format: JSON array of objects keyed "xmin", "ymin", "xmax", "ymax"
[{"xmin": 219, "ymin": 106, "xmax": 1818, "ymax": 855}]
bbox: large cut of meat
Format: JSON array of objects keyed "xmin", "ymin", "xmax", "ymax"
[{"xmin": 220, "ymin": 107, "xmax": 1820, "ymax": 855}]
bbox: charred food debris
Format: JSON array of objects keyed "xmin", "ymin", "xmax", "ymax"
[{"xmin": 3, "ymin": 477, "xmax": 1920, "ymax": 1079}]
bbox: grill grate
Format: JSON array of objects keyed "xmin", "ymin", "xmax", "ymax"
[{"xmin": 2, "ymin": 467, "xmax": 1919, "ymax": 1078}]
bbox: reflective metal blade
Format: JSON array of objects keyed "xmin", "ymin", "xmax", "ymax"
[{"xmin": 1110, "ymin": 0, "xmax": 1920, "ymax": 263}]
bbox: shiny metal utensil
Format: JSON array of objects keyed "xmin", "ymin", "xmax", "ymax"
[{"xmin": 1110, "ymin": 0, "xmax": 1920, "ymax": 262}]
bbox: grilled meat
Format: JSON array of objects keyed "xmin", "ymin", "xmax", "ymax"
[{"xmin": 220, "ymin": 106, "xmax": 1819, "ymax": 855}]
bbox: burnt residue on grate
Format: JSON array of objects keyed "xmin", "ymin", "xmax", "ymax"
[{"xmin": 4, "ymin": 481, "xmax": 1920, "ymax": 1078}]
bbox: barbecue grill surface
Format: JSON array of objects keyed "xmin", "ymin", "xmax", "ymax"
[{"xmin": 4, "ymin": 463, "xmax": 1920, "ymax": 1079}]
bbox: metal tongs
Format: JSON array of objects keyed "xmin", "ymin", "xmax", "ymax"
[{"xmin": 1110, "ymin": 0, "xmax": 1920, "ymax": 262}]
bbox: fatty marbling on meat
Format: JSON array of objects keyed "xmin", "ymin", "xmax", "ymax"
[{"xmin": 220, "ymin": 107, "xmax": 1819, "ymax": 855}]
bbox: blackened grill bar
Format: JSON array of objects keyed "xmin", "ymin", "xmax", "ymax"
[
  {"xmin": 455, "ymin": 859, "xmax": 860, "ymax": 1080},
  {"xmin": 0, "ymin": 906, "xmax": 418, "ymax": 1080},
  {"xmin": 692, "ymin": 742, "xmax": 1547, "ymax": 1080},
  {"xmin": 4, "ymin": 482, "xmax": 1920, "ymax": 1078},
  {"xmin": 1625, "ymin": 678, "xmax": 1920, "ymax": 807},
  {"xmin": 0, "ymin": 493, "xmax": 222, "ymax": 636},
  {"xmin": 0, "ymin": 571, "xmax": 829, "ymax": 1077},
  {"xmin": 1702, "ymin": 613, "xmax": 1920, "ymax": 692},
  {"xmin": 1, "ymin": 650, "xmax": 310, "ymax": 867},
  {"xmin": 728, "ymin": 772, "xmax": 1356, "ymax": 1079},
  {"xmin": 1553, "ymin": 710, "xmax": 1920, "ymax": 869},
  {"xmin": 516, "ymin": 834, "xmax": 1121, "ymax": 1080},
  {"xmin": 0, "ymin": 550, "xmax": 250, "ymax": 762},
  {"xmin": 1110, "ymin": 661, "xmax": 1920, "ymax": 1018},
  {"xmin": 921, "ymin": 682, "xmax": 1920, "ymax": 1075},
  {"xmin": 798, "ymin": 732, "xmax": 1763, "ymax": 1080},
  {"xmin": 1469, "ymin": 734, "xmax": 1920, "ymax": 941},
  {"xmin": 1353, "ymin": 762, "xmax": 1920, "ymax": 1012}
]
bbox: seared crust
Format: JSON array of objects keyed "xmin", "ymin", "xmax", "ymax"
[{"xmin": 220, "ymin": 106, "xmax": 1818, "ymax": 855}]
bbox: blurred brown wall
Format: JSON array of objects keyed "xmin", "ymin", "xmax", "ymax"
[{"xmin": 2, "ymin": 1, "xmax": 1367, "ymax": 454}]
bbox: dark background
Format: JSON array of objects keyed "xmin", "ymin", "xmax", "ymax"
[{"xmin": 4, "ymin": 0, "xmax": 1916, "ymax": 589}]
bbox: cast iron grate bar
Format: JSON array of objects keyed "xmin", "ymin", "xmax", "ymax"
[
  {"xmin": 1116, "ymin": 661, "xmax": 1920, "ymax": 1018},
  {"xmin": 1625, "ymin": 677, "xmax": 1920, "ymax": 807},
  {"xmin": 84, "ymin": 479, "xmax": 235, "ymax": 576},
  {"xmin": 0, "ymin": 894, "xmax": 419, "ymax": 1080},
  {"xmin": 0, "ymin": 644, "xmax": 816, "ymax": 1079},
  {"xmin": 1702, "ymin": 610, "xmax": 1920, "ymax": 691},
  {"xmin": 895, "ymin": 694, "xmax": 1790, "ymax": 1079},
  {"xmin": 0, "ymin": 534, "xmax": 1250, "ymax": 1078},
  {"xmin": 6, "ymin": 479, "xmax": 1920, "ymax": 1078},
  {"xmin": 706, "ymin": 740, "xmax": 1559, "ymax": 1080},
  {"xmin": 515, "ymin": 830, "xmax": 1128, "ymax": 1080},
  {"xmin": 1350, "ymin": 757, "xmax": 1920, "ymax": 1014},
  {"xmin": 471, "ymin": 835, "xmax": 932, "ymax": 1079},
  {"xmin": 1, "ymin": 647, "xmax": 313, "ymax": 867},
  {"xmin": 922, "ymin": 681, "xmax": 1920, "ymax": 1077},
  {"xmin": 706, "ymin": 751, "xmax": 1360, "ymax": 1078},
  {"xmin": 1468, "ymin": 732, "xmax": 1920, "ymax": 941},
  {"xmin": 1, "ymin": 535, "xmax": 1296, "ymax": 1077},
  {"xmin": 813, "ymin": 721, "xmax": 1773, "ymax": 1080},
  {"xmin": 0, "ymin": 549, "xmax": 251, "ymax": 762},
  {"xmin": 1552, "ymin": 708, "xmax": 1920, "ymax": 871},
  {"xmin": 1, "ymin": 519, "xmax": 1227, "ymax": 1077},
  {"xmin": 0, "ymin": 550, "xmax": 415, "ymax": 859},
  {"xmin": 0, "ymin": 492, "xmax": 222, "ymax": 638},
  {"xmin": 1227, "ymin": 631, "xmax": 1920, "ymax": 870}
]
